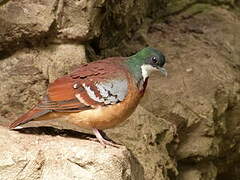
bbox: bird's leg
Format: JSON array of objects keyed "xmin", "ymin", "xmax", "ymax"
[
  {"xmin": 92, "ymin": 128, "xmax": 105, "ymax": 146},
  {"xmin": 92, "ymin": 128, "xmax": 120, "ymax": 148}
]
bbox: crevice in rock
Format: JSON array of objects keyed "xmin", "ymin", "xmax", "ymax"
[
  {"xmin": 14, "ymin": 126, "xmax": 95, "ymax": 140},
  {"xmin": 86, "ymin": 37, "xmax": 102, "ymax": 61}
]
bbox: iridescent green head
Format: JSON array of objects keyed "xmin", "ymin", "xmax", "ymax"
[{"xmin": 126, "ymin": 47, "xmax": 167, "ymax": 81}]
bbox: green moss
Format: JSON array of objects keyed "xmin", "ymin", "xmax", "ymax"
[
  {"xmin": 180, "ymin": 3, "xmax": 212, "ymax": 17},
  {"xmin": 201, "ymin": 0, "xmax": 234, "ymax": 6},
  {"xmin": 166, "ymin": 0, "xmax": 197, "ymax": 15},
  {"xmin": 162, "ymin": 0, "xmax": 238, "ymax": 17}
]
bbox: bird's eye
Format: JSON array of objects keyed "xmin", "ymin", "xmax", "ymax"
[{"xmin": 151, "ymin": 56, "xmax": 158, "ymax": 64}]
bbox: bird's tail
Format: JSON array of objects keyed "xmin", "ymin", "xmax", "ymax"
[{"xmin": 9, "ymin": 107, "xmax": 51, "ymax": 129}]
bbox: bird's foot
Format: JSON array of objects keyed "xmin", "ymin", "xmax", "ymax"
[{"xmin": 92, "ymin": 128, "xmax": 121, "ymax": 148}]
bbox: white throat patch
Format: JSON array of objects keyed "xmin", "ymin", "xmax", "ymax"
[{"xmin": 141, "ymin": 64, "xmax": 157, "ymax": 81}]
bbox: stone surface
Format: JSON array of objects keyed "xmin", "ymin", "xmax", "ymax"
[
  {"xmin": 56, "ymin": 0, "xmax": 106, "ymax": 41},
  {"xmin": 0, "ymin": 123, "xmax": 144, "ymax": 180},
  {"xmin": 0, "ymin": 44, "xmax": 86, "ymax": 120},
  {"xmin": 0, "ymin": 0, "xmax": 107, "ymax": 56},
  {"xmin": 178, "ymin": 162, "xmax": 217, "ymax": 180},
  {"xmin": 106, "ymin": 106, "xmax": 177, "ymax": 180},
  {"xmin": 1, "ymin": 0, "xmax": 240, "ymax": 180},
  {"xmin": 99, "ymin": 0, "xmax": 164, "ymax": 56},
  {"xmin": 0, "ymin": 0, "xmax": 55, "ymax": 54},
  {"xmin": 101, "ymin": 4, "xmax": 240, "ymax": 180}
]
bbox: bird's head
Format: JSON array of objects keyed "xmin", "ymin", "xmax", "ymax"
[
  {"xmin": 128, "ymin": 47, "xmax": 167, "ymax": 81},
  {"xmin": 140, "ymin": 47, "xmax": 167, "ymax": 77}
]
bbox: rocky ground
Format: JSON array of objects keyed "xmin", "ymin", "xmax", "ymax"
[
  {"xmin": 1, "ymin": 0, "xmax": 240, "ymax": 180},
  {"xmin": 0, "ymin": 118, "xmax": 143, "ymax": 180}
]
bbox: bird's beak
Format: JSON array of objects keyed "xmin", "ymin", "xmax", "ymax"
[{"xmin": 159, "ymin": 67, "xmax": 168, "ymax": 77}]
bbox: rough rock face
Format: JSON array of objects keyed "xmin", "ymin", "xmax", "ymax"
[
  {"xmin": 0, "ymin": 0, "xmax": 55, "ymax": 54},
  {"xmin": 0, "ymin": 44, "xmax": 86, "ymax": 120},
  {"xmin": 0, "ymin": 0, "xmax": 107, "ymax": 55},
  {"xmin": 106, "ymin": 106, "xmax": 177, "ymax": 180},
  {"xmin": 0, "ymin": 123, "xmax": 143, "ymax": 180},
  {"xmin": 99, "ymin": 0, "xmax": 164, "ymax": 55},
  {"xmin": 106, "ymin": 4, "xmax": 240, "ymax": 180},
  {"xmin": 1, "ymin": 0, "xmax": 240, "ymax": 180}
]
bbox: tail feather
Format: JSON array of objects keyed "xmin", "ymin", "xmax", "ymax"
[{"xmin": 9, "ymin": 107, "xmax": 51, "ymax": 129}]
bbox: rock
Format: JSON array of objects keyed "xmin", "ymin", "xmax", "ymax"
[
  {"xmin": 141, "ymin": 6, "xmax": 240, "ymax": 166},
  {"xmin": 100, "ymin": 5, "xmax": 240, "ymax": 179},
  {"xmin": 56, "ymin": 0, "xmax": 106, "ymax": 41},
  {"xmin": 106, "ymin": 106, "xmax": 177, "ymax": 180},
  {"xmin": 178, "ymin": 162, "xmax": 217, "ymax": 180},
  {"xmin": 1, "ymin": 0, "xmax": 240, "ymax": 180},
  {"xmin": 34, "ymin": 44, "xmax": 86, "ymax": 83},
  {"xmin": 0, "ymin": 0, "xmax": 55, "ymax": 54},
  {"xmin": 99, "ymin": 0, "xmax": 164, "ymax": 56},
  {"xmin": 0, "ymin": 124, "xmax": 144, "ymax": 180},
  {"xmin": 0, "ymin": 0, "xmax": 166, "ymax": 57},
  {"xmin": 0, "ymin": 0, "xmax": 107, "ymax": 55},
  {"xmin": 0, "ymin": 44, "xmax": 86, "ymax": 120},
  {"xmin": 0, "ymin": 49, "xmax": 47, "ymax": 119}
]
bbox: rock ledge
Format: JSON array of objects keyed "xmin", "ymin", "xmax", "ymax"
[{"xmin": 0, "ymin": 126, "xmax": 143, "ymax": 180}]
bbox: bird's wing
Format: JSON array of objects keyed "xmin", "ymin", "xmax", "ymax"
[
  {"xmin": 9, "ymin": 57, "xmax": 130, "ymax": 129},
  {"xmin": 40, "ymin": 58, "xmax": 129, "ymax": 112}
]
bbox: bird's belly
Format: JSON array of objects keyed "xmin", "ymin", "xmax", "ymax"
[{"xmin": 67, "ymin": 88, "xmax": 142, "ymax": 130}]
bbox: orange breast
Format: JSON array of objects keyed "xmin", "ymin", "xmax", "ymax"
[
  {"xmin": 66, "ymin": 77, "xmax": 142, "ymax": 130},
  {"xmin": 36, "ymin": 75, "xmax": 142, "ymax": 130}
]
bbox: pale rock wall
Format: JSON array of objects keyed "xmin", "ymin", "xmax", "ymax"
[
  {"xmin": 1, "ymin": 1, "xmax": 240, "ymax": 180},
  {"xmin": 0, "ymin": 122, "xmax": 143, "ymax": 180}
]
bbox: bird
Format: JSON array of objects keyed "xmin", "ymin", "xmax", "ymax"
[{"xmin": 9, "ymin": 47, "xmax": 167, "ymax": 147}]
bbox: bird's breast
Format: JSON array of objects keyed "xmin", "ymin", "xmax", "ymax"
[{"xmin": 66, "ymin": 77, "xmax": 143, "ymax": 130}]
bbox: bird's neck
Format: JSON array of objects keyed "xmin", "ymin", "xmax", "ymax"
[{"xmin": 123, "ymin": 56, "xmax": 148, "ymax": 90}]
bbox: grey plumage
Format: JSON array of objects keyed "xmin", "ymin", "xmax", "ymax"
[
  {"xmin": 82, "ymin": 79, "xmax": 128, "ymax": 105},
  {"xmin": 82, "ymin": 83, "xmax": 105, "ymax": 103}
]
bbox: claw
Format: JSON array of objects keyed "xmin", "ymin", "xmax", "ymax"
[{"xmin": 92, "ymin": 128, "xmax": 121, "ymax": 148}]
